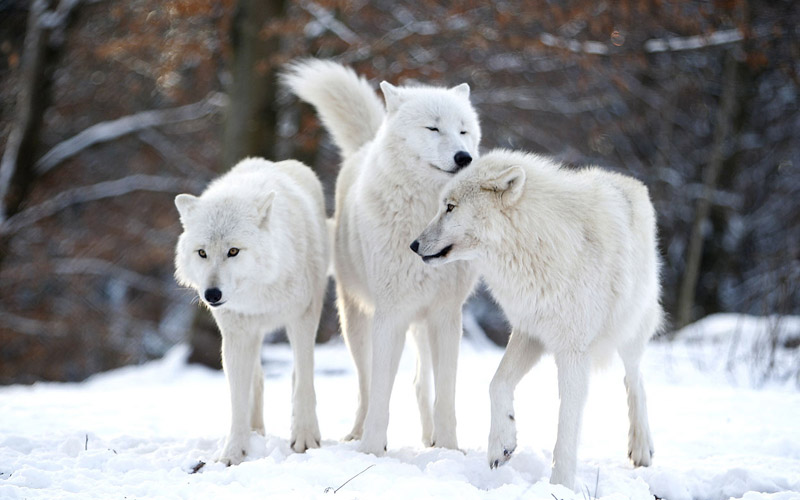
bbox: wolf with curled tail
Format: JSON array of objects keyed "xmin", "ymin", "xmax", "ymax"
[{"xmin": 283, "ymin": 59, "xmax": 481, "ymax": 455}]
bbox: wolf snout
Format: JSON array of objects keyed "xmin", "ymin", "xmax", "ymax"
[
  {"xmin": 410, "ymin": 240, "xmax": 420, "ymax": 254},
  {"xmin": 204, "ymin": 287, "xmax": 223, "ymax": 306},
  {"xmin": 453, "ymin": 151, "xmax": 472, "ymax": 170}
]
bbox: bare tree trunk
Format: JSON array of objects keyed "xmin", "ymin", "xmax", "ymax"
[
  {"xmin": 1, "ymin": 0, "xmax": 57, "ymax": 225},
  {"xmin": 222, "ymin": 0, "xmax": 287, "ymax": 166},
  {"xmin": 675, "ymin": 54, "xmax": 739, "ymax": 329},
  {"xmin": 0, "ymin": 0, "xmax": 80, "ymax": 261}
]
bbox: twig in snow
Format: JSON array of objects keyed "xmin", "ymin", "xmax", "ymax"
[
  {"xmin": 189, "ymin": 461, "xmax": 206, "ymax": 474},
  {"xmin": 594, "ymin": 468, "xmax": 599, "ymax": 498},
  {"xmin": 84, "ymin": 434, "xmax": 88, "ymax": 451},
  {"xmin": 323, "ymin": 464, "xmax": 375, "ymax": 494}
]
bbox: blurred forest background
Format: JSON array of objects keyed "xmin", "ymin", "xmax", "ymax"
[{"xmin": 0, "ymin": 0, "xmax": 797, "ymax": 384}]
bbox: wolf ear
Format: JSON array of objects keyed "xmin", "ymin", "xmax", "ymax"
[
  {"xmin": 484, "ymin": 166, "xmax": 526, "ymax": 207},
  {"xmin": 258, "ymin": 191, "xmax": 276, "ymax": 228},
  {"xmin": 174, "ymin": 194, "xmax": 198, "ymax": 226},
  {"xmin": 380, "ymin": 81, "xmax": 403, "ymax": 114},
  {"xmin": 450, "ymin": 83, "xmax": 470, "ymax": 99}
]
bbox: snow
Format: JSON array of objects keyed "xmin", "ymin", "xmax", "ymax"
[{"xmin": 1, "ymin": 314, "xmax": 799, "ymax": 500}]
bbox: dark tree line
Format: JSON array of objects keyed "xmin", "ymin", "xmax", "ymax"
[{"xmin": 0, "ymin": 0, "xmax": 797, "ymax": 383}]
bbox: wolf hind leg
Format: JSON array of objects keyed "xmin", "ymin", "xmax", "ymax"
[
  {"xmin": 425, "ymin": 305, "xmax": 463, "ymax": 450},
  {"xmin": 550, "ymin": 350, "xmax": 591, "ymax": 489},
  {"xmin": 618, "ymin": 310, "xmax": 657, "ymax": 467},
  {"xmin": 410, "ymin": 322, "xmax": 434, "ymax": 446},
  {"xmin": 337, "ymin": 285, "xmax": 372, "ymax": 442}
]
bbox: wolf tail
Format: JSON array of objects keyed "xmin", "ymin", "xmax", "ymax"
[{"xmin": 282, "ymin": 59, "xmax": 385, "ymax": 158}]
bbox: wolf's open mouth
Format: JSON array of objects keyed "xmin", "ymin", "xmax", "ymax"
[
  {"xmin": 430, "ymin": 163, "xmax": 457, "ymax": 174},
  {"xmin": 422, "ymin": 244, "xmax": 453, "ymax": 262}
]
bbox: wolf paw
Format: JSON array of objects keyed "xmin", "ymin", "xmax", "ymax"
[
  {"xmin": 549, "ymin": 466, "xmax": 575, "ymax": 489},
  {"xmin": 488, "ymin": 442, "xmax": 516, "ymax": 469},
  {"xmin": 342, "ymin": 420, "xmax": 364, "ymax": 442},
  {"xmin": 218, "ymin": 436, "xmax": 249, "ymax": 466},
  {"xmin": 291, "ymin": 426, "xmax": 321, "ymax": 453},
  {"xmin": 357, "ymin": 435, "xmax": 387, "ymax": 456},
  {"xmin": 430, "ymin": 430, "xmax": 459, "ymax": 450},
  {"xmin": 628, "ymin": 438, "xmax": 654, "ymax": 467},
  {"xmin": 628, "ymin": 426, "xmax": 654, "ymax": 467},
  {"xmin": 488, "ymin": 412, "xmax": 517, "ymax": 469}
]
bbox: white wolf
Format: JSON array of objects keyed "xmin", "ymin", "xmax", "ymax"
[
  {"xmin": 283, "ymin": 59, "xmax": 481, "ymax": 454},
  {"xmin": 174, "ymin": 157, "xmax": 328, "ymax": 465},
  {"xmin": 412, "ymin": 149, "xmax": 662, "ymax": 489}
]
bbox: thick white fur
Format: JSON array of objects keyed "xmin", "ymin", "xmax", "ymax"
[
  {"xmin": 413, "ymin": 149, "xmax": 662, "ymax": 489},
  {"xmin": 283, "ymin": 59, "xmax": 481, "ymax": 454},
  {"xmin": 174, "ymin": 157, "xmax": 328, "ymax": 465}
]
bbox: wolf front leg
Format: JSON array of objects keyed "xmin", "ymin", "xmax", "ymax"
[
  {"xmin": 218, "ymin": 328, "xmax": 263, "ymax": 466},
  {"xmin": 549, "ymin": 351, "xmax": 591, "ymax": 489},
  {"xmin": 357, "ymin": 308, "xmax": 411, "ymax": 455},
  {"xmin": 285, "ymin": 307, "xmax": 322, "ymax": 453},
  {"xmin": 488, "ymin": 331, "xmax": 545, "ymax": 468},
  {"xmin": 425, "ymin": 305, "xmax": 464, "ymax": 450}
]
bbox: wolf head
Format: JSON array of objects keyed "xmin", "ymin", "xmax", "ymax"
[
  {"xmin": 380, "ymin": 81, "xmax": 481, "ymax": 175},
  {"xmin": 173, "ymin": 190, "xmax": 279, "ymax": 313},
  {"xmin": 410, "ymin": 150, "xmax": 528, "ymax": 265}
]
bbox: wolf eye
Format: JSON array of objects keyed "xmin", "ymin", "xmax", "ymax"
[
  {"xmin": 198, "ymin": 249, "xmax": 207, "ymax": 259},
  {"xmin": 227, "ymin": 248, "xmax": 239, "ymax": 257},
  {"xmin": 426, "ymin": 126, "xmax": 439, "ymax": 132},
  {"xmin": 460, "ymin": 130, "xmax": 467, "ymax": 135},
  {"xmin": 446, "ymin": 203, "xmax": 455, "ymax": 213}
]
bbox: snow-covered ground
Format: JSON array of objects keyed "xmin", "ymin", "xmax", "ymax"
[{"xmin": 1, "ymin": 314, "xmax": 799, "ymax": 500}]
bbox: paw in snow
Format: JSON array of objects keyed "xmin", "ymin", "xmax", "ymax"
[
  {"xmin": 357, "ymin": 435, "xmax": 388, "ymax": 456},
  {"xmin": 342, "ymin": 417, "xmax": 365, "ymax": 442},
  {"xmin": 218, "ymin": 434, "xmax": 249, "ymax": 466},
  {"xmin": 342, "ymin": 429, "xmax": 362, "ymax": 442},
  {"xmin": 218, "ymin": 448, "xmax": 247, "ymax": 467},
  {"xmin": 488, "ymin": 413, "xmax": 517, "ymax": 469},
  {"xmin": 549, "ymin": 465, "xmax": 575, "ymax": 490},
  {"xmin": 430, "ymin": 427, "xmax": 459, "ymax": 450},
  {"xmin": 628, "ymin": 432, "xmax": 654, "ymax": 467},
  {"xmin": 291, "ymin": 425, "xmax": 321, "ymax": 453}
]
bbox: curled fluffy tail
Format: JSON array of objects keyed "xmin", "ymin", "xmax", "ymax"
[{"xmin": 282, "ymin": 59, "xmax": 385, "ymax": 158}]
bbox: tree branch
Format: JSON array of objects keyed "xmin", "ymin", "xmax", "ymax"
[
  {"xmin": 0, "ymin": 311, "xmax": 69, "ymax": 337},
  {"xmin": 299, "ymin": 0, "xmax": 362, "ymax": 46},
  {"xmin": 0, "ymin": 174, "xmax": 206, "ymax": 235},
  {"xmin": 51, "ymin": 257, "xmax": 167, "ymax": 295},
  {"xmin": 34, "ymin": 92, "xmax": 226, "ymax": 175}
]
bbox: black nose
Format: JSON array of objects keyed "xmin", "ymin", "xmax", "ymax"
[
  {"xmin": 410, "ymin": 240, "xmax": 420, "ymax": 254},
  {"xmin": 454, "ymin": 151, "xmax": 472, "ymax": 168},
  {"xmin": 204, "ymin": 287, "xmax": 222, "ymax": 304}
]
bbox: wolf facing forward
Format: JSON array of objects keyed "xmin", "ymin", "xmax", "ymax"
[{"xmin": 174, "ymin": 157, "xmax": 328, "ymax": 465}]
